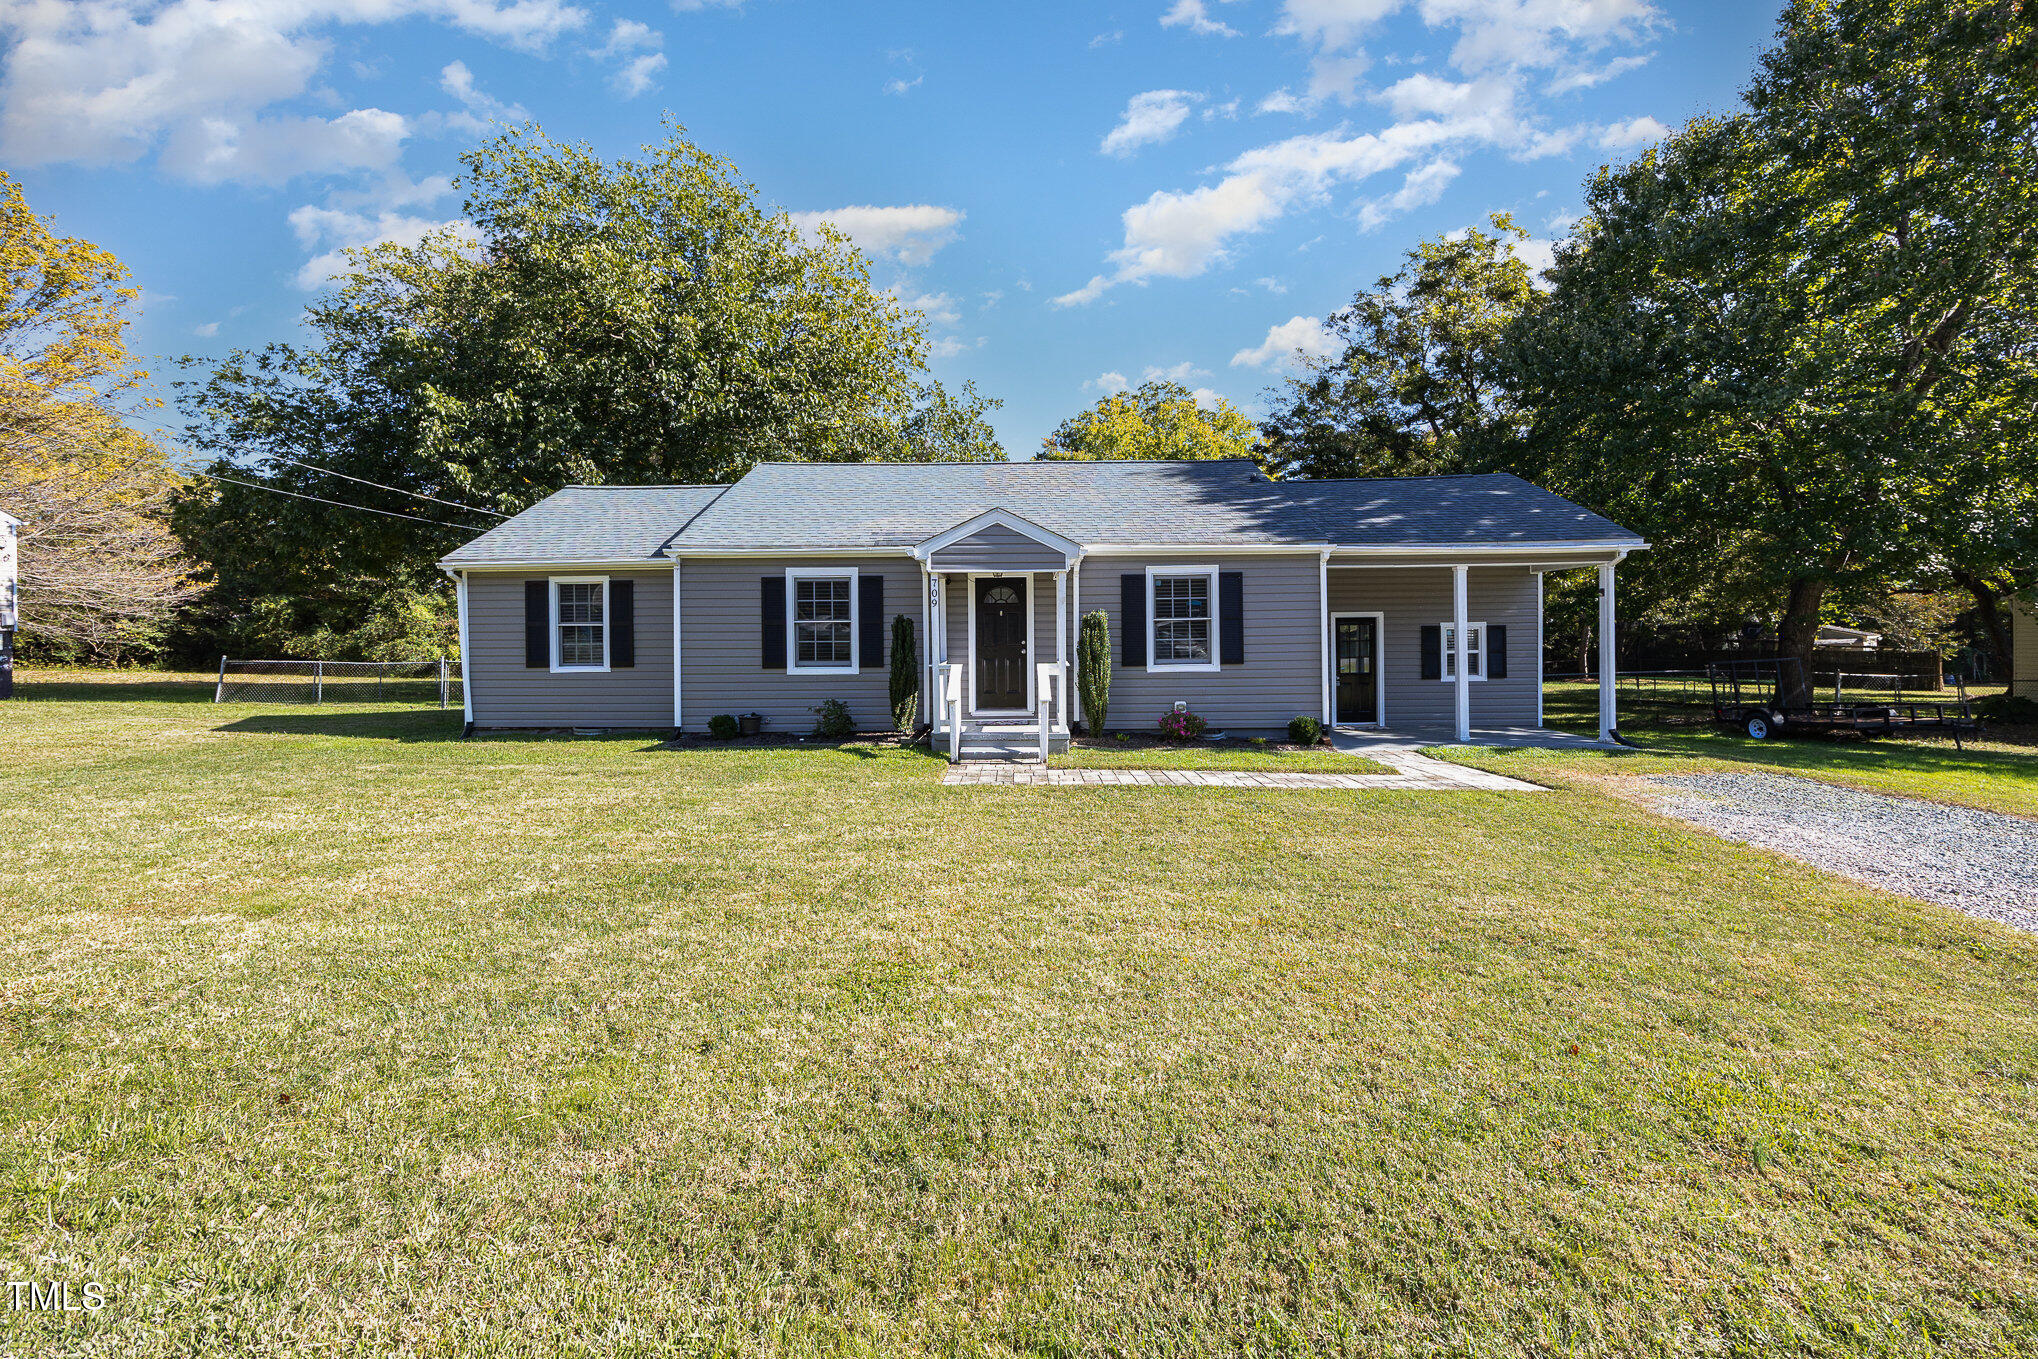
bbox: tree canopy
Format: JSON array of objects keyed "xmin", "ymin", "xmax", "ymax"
[
  {"xmin": 1040, "ymin": 381, "xmax": 1258, "ymax": 462},
  {"xmin": 1259, "ymin": 215, "xmax": 1539, "ymax": 481},
  {"xmin": 1510, "ymin": 0, "xmax": 2038, "ymax": 683},
  {"xmin": 0, "ymin": 171, "xmax": 196, "ymax": 659},
  {"xmin": 175, "ymin": 122, "xmax": 971, "ymax": 653}
]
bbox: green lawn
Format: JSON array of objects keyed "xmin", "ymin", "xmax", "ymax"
[
  {"xmin": 1451, "ymin": 682, "xmax": 2038, "ymax": 818},
  {"xmin": 7, "ymin": 673, "xmax": 2038, "ymax": 1356},
  {"xmin": 1053, "ymin": 739, "xmax": 1390, "ymax": 773}
]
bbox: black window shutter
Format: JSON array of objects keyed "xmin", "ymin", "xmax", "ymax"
[
  {"xmin": 1420, "ymin": 624, "xmax": 1442, "ymax": 680},
  {"xmin": 1487, "ymin": 623, "xmax": 1507, "ymax": 679},
  {"xmin": 859, "ymin": 575, "xmax": 884, "ymax": 669},
  {"xmin": 761, "ymin": 576, "xmax": 786, "ymax": 669},
  {"xmin": 1120, "ymin": 574, "xmax": 1146, "ymax": 667},
  {"xmin": 524, "ymin": 580, "xmax": 549, "ymax": 668},
  {"xmin": 610, "ymin": 580, "xmax": 635, "ymax": 668},
  {"xmin": 1218, "ymin": 571, "xmax": 1245, "ymax": 665}
]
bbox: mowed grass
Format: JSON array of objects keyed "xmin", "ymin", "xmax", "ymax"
[
  {"xmin": 1448, "ymin": 682, "xmax": 2038, "ymax": 818},
  {"xmin": 6, "ymin": 672, "xmax": 2038, "ymax": 1356}
]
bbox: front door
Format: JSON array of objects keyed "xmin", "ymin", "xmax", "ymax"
[
  {"xmin": 1334, "ymin": 615, "xmax": 1379, "ymax": 724},
  {"xmin": 974, "ymin": 577, "xmax": 1028, "ymax": 710}
]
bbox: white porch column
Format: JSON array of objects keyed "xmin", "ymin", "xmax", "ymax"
[
  {"xmin": 452, "ymin": 569, "xmax": 473, "ymax": 728},
  {"xmin": 1533, "ymin": 570, "xmax": 1545, "ymax": 729},
  {"xmin": 919, "ymin": 562, "xmax": 932, "ymax": 731},
  {"xmin": 1055, "ymin": 567, "xmax": 1067, "ymax": 731},
  {"xmin": 1319, "ymin": 550, "xmax": 1332, "ymax": 724},
  {"xmin": 1452, "ymin": 564, "xmax": 1471, "ymax": 743},
  {"xmin": 671, "ymin": 559, "xmax": 683, "ymax": 731},
  {"xmin": 1598, "ymin": 559, "xmax": 1618, "ymax": 742},
  {"xmin": 1070, "ymin": 560, "xmax": 1083, "ymax": 727}
]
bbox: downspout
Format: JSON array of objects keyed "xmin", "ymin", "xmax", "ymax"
[{"xmin": 445, "ymin": 567, "xmax": 475, "ymax": 736}]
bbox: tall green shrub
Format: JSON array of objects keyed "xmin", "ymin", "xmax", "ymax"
[
  {"xmin": 1077, "ymin": 609, "xmax": 1111, "ymax": 733},
  {"xmin": 888, "ymin": 614, "xmax": 918, "ymax": 730}
]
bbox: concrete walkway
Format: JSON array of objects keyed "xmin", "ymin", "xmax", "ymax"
[
  {"xmin": 942, "ymin": 748, "xmax": 1544, "ymax": 791},
  {"xmin": 1330, "ymin": 724, "xmax": 1613, "ymax": 754}
]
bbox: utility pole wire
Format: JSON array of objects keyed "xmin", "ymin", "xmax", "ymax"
[{"xmin": 191, "ymin": 470, "xmax": 491, "ymax": 532}]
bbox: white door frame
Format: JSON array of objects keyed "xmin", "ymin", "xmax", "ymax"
[
  {"xmin": 966, "ymin": 570, "xmax": 1034, "ymax": 716},
  {"xmin": 1329, "ymin": 610, "xmax": 1386, "ymax": 728}
]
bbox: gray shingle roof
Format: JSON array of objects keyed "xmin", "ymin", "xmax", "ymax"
[
  {"xmin": 670, "ymin": 460, "xmax": 1642, "ymax": 550},
  {"xmin": 438, "ymin": 485, "xmax": 726, "ymax": 566},
  {"xmin": 438, "ymin": 462, "xmax": 1643, "ymax": 565}
]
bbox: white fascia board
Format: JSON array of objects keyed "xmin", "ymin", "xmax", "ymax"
[
  {"xmin": 1079, "ymin": 542, "xmax": 1334, "ymax": 556},
  {"xmin": 912, "ymin": 508, "xmax": 1082, "ymax": 562},
  {"xmin": 1328, "ymin": 539, "xmax": 1648, "ymax": 557},
  {"xmin": 661, "ymin": 546, "xmax": 914, "ymax": 558},
  {"xmin": 436, "ymin": 557, "xmax": 674, "ymax": 571}
]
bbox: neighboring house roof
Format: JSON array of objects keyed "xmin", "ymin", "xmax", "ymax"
[
  {"xmin": 668, "ymin": 460, "xmax": 1643, "ymax": 551},
  {"xmin": 439, "ymin": 485, "xmax": 726, "ymax": 566},
  {"xmin": 437, "ymin": 461, "xmax": 1644, "ymax": 567}
]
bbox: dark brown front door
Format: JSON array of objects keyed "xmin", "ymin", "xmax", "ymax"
[
  {"xmin": 974, "ymin": 577, "xmax": 1027, "ymax": 709},
  {"xmin": 1335, "ymin": 616, "xmax": 1378, "ymax": 724}
]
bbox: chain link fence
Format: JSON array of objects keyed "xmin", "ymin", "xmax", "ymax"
[{"xmin": 214, "ymin": 657, "xmax": 462, "ymax": 708}]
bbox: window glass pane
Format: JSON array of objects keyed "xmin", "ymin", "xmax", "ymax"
[
  {"xmin": 792, "ymin": 576, "xmax": 853, "ymax": 666},
  {"xmin": 556, "ymin": 583, "xmax": 604, "ymax": 666},
  {"xmin": 1152, "ymin": 575, "xmax": 1212, "ymax": 663}
]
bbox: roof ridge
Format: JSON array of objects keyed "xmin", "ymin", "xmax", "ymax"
[
  {"xmin": 745, "ymin": 458, "xmax": 1260, "ymax": 469},
  {"xmin": 562, "ymin": 483, "xmax": 727, "ymax": 489},
  {"xmin": 1288, "ymin": 472, "xmax": 1516, "ymax": 484}
]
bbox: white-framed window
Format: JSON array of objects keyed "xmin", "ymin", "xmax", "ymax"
[
  {"xmin": 1439, "ymin": 621, "xmax": 1486, "ymax": 681},
  {"xmin": 551, "ymin": 576, "xmax": 609, "ymax": 673},
  {"xmin": 788, "ymin": 567, "xmax": 859, "ymax": 674},
  {"xmin": 1148, "ymin": 566, "xmax": 1220, "ymax": 672}
]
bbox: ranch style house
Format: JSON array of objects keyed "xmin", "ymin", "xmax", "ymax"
[{"xmin": 438, "ymin": 459, "xmax": 1647, "ymax": 756}]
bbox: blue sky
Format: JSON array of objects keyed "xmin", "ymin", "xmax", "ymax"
[{"xmin": 4, "ymin": 0, "xmax": 1780, "ymax": 457}]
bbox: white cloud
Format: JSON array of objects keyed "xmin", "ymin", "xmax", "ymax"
[
  {"xmin": 788, "ymin": 204, "xmax": 965, "ymax": 265},
  {"xmin": 1546, "ymin": 52, "xmax": 1652, "ymax": 94},
  {"xmin": 1101, "ymin": 89, "xmax": 1202, "ymax": 157},
  {"xmin": 1190, "ymin": 386, "xmax": 1224, "ymax": 407},
  {"xmin": 193, "ymin": 321, "xmax": 221, "ymax": 337},
  {"xmin": 595, "ymin": 18, "xmax": 661, "ymax": 53},
  {"xmin": 1355, "ymin": 156, "xmax": 1459, "ymax": 229},
  {"xmin": 884, "ymin": 74, "xmax": 923, "ymax": 95},
  {"xmin": 1515, "ymin": 236, "xmax": 1557, "ymax": 278},
  {"xmin": 1231, "ymin": 315, "xmax": 1342, "ymax": 369},
  {"xmin": 1086, "ymin": 371, "xmax": 1129, "ymax": 393},
  {"xmin": 903, "ymin": 290, "xmax": 962, "ymax": 326},
  {"xmin": 1254, "ymin": 276, "xmax": 1289, "ymax": 294},
  {"xmin": 1257, "ymin": 88, "xmax": 1308, "ymax": 115},
  {"xmin": 0, "ymin": 0, "xmax": 587, "ymax": 179},
  {"xmin": 288, "ymin": 204, "xmax": 477, "ymax": 288},
  {"xmin": 613, "ymin": 52, "xmax": 667, "ymax": 97},
  {"xmin": 1143, "ymin": 361, "xmax": 1211, "ymax": 383},
  {"xmin": 1091, "ymin": 29, "xmax": 1125, "ymax": 47},
  {"xmin": 1598, "ymin": 114, "xmax": 1668, "ymax": 150},
  {"xmin": 1161, "ymin": 0, "xmax": 1242, "ymax": 38},
  {"xmin": 1421, "ymin": 0, "xmax": 1661, "ymax": 75},
  {"xmin": 441, "ymin": 60, "xmax": 529, "ymax": 126}
]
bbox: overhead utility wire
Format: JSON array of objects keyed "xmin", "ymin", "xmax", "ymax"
[{"xmin": 191, "ymin": 469, "xmax": 489, "ymax": 532}]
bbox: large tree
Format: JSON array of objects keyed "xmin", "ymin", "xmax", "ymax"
[
  {"xmin": 1512, "ymin": 0, "xmax": 2038, "ymax": 697},
  {"xmin": 1260, "ymin": 215, "xmax": 1540, "ymax": 480},
  {"xmin": 1040, "ymin": 380, "xmax": 1257, "ymax": 461},
  {"xmin": 0, "ymin": 172, "xmax": 197, "ymax": 660},
  {"xmin": 176, "ymin": 122, "xmax": 950, "ymax": 641}
]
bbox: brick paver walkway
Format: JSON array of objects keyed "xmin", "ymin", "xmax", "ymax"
[{"xmin": 941, "ymin": 749, "xmax": 1543, "ymax": 791}]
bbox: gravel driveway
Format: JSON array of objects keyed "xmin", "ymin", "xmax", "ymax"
[{"xmin": 1643, "ymin": 772, "xmax": 2038, "ymax": 934}]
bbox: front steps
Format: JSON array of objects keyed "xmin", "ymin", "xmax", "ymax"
[{"xmin": 944, "ymin": 720, "xmax": 1070, "ymax": 763}]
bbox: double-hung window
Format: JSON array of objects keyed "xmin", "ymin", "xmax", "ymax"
[
  {"xmin": 1149, "ymin": 568, "xmax": 1218, "ymax": 670},
  {"xmin": 553, "ymin": 578, "xmax": 608, "ymax": 671},
  {"xmin": 789, "ymin": 569, "xmax": 857, "ymax": 673},
  {"xmin": 1440, "ymin": 621, "xmax": 1485, "ymax": 680}
]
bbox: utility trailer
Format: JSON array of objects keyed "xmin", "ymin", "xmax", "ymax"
[{"xmin": 1707, "ymin": 658, "xmax": 1982, "ymax": 748}]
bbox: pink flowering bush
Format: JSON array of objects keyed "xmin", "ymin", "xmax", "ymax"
[{"xmin": 1156, "ymin": 708, "xmax": 1207, "ymax": 741}]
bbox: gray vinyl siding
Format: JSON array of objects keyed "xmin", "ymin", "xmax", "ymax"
[
  {"xmin": 1076, "ymin": 554, "xmax": 1321, "ymax": 733},
  {"xmin": 926, "ymin": 523, "xmax": 1069, "ymax": 572},
  {"xmin": 465, "ymin": 569, "xmax": 673, "ymax": 728},
  {"xmin": 678, "ymin": 555, "xmax": 921, "ymax": 733},
  {"xmin": 1326, "ymin": 566, "xmax": 1541, "ymax": 726},
  {"xmin": 2014, "ymin": 597, "xmax": 2037, "ymax": 699}
]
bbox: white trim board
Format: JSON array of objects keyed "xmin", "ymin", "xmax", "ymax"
[
  {"xmin": 549, "ymin": 575, "xmax": 611, "ymax": 674},
  {"xmin": 913, "ymin": 508, "xmax": 1080, "ymax": 563},
  {"xmin": 1144, "ymin": 564, "xmax": 1221, "ymax": 675},
  {"xmin": 785, "ymin": 565, "xmax": 861, "ymax": 677}
]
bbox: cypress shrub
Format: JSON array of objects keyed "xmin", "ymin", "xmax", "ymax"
[
  {"xmin": 1077, "ymin": 609, "xmax": 1111, "ymax": 733},
  {"xmin": 888, "ymin": 614, "xmax": 919, "ymax": 730}
]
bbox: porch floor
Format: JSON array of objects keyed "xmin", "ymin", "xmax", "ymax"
[{"xmin": 1329, "ymin": 724, "xmax": 1616, "ymax": 754}]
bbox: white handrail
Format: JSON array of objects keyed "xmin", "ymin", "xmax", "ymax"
[
  {"xmin": 1036, "ymin": 662, "xmax": 1056, "ymax": 763},
  {"xmin": 946, "ymin": 662, "xmax": 965, "ymax": 763}
]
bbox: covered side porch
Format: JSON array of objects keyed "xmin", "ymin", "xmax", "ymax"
[
  {"xmin": 1322, "ymin": 546, "xmax": 1634, "ymax": 747},
  {"xmin": 913, "ymin": 510, "xmax": 1078, "ymax": 762}
]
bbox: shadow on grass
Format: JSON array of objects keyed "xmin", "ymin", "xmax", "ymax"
[
  {"xmin": 216, "ymin": 710, "xmax": 469, "ymax": 743},
  {"xmin": 16, "ymin": 678, "xmax": 220, "ymax": 705}
]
